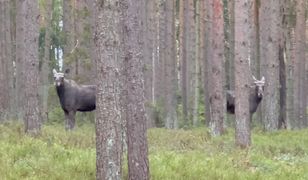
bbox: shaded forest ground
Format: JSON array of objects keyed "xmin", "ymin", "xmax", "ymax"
[{"xmin": 0, "ymin": 121, "xmax": 307, "ymax": 180}]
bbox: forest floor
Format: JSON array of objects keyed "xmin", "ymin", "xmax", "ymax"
[{"xmin": 0, "ymin": 121, "xmax": 307, "ymax": 180}]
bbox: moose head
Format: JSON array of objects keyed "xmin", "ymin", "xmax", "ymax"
[
  {"xmin": 252, "ymin": 76, "xmax": 265, "ymax": 98},
  {"xmin": 53, "ymin": 69, "xmax": 64, "ymax": 87}
]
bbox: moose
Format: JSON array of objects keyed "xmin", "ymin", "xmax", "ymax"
[
  {"xmin": 53, "ymin": 69, "xmax": 96, "ymax": 130},
  {"xmin": 226, "ymin": 76, "xmax": 265, "ymax": 121}
]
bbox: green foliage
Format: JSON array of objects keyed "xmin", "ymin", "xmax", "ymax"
[{"xmin": 0, "ymin": 122, "xmax": 308, "ymax": 179}]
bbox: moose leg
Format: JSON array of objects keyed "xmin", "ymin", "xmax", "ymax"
[
  {"xmin": 68, "ymin": 111, "xmax": 76, "ymax": 130},
  {"xmin": 64, "ymin": 111, "xmax": 70, "ymax": 130}
]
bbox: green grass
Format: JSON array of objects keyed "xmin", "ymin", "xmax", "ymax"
[{"xmin": 0, "ymin": 122, "xmax": 308, "ymax": 180}]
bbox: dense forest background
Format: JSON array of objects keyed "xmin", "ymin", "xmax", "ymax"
[{"xmin": 0, "ymin": 0, "xmax": 308, "ymax": 179}]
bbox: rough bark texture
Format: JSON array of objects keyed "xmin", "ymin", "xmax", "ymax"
[
  {"xmin": 63, "ymin": 0, "xmax": 76, "ymax": 78},
  {"xmin": 144, "ymin": 0, "xmax": 156, "ymax": 128},
  {"xmin": 181, "ymin": 0, "xmax": 195, "ymax": 125},
  {"xmin": 234, "ymin": 0, "xmax": 252, "ymax": 148},
  {"xmin": 192, "ymin": 0, "xmax": 200, "ymax": 127},
  {"xmin": 208, "ymin": 0, "xmax": 225, "ymax": 136},
  {"xmin": 260, "ymin": 0, "xmax": 281, "ymax": 131},
  {"xmin": 286, "ymin": 28, "xmax": 295, "ymax": 129},
  {"xmin": 39, "ymin": 0, "xmax": 52, "ymax": 122},
  {"xmin": 16, "ymin": 0, "xmax": 25, "ymax": 120},
  {"xmin": 23, "ymin": 0, "xmax": 41, "ymax": 135},
  {"xmin": 94, "ymin": 1, "xmax": 123, "ymax": 179},
  {"xmin": 163, "ymin": 0, "xmax": 178, "ymax": 129},
  {"xmin": 121, "ymin": 0, "xmax": 150, "ymax": 178},
  {"xmin": 293, "ymin": 0, "xmax": 307, "ymax": 128},
  {"xmin": 204, "ymin": 0, "xmax": 213, "ymax": 126},
  {"xmin": 0, "ymin": 0, "xmax": 7, "ymax": 120}
]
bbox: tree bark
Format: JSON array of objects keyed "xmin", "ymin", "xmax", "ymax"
[
  {"xmin": 164, "ymin": 0, "xmax": 178, "ymax": 129},
  {"xmin": 23, "ymin": 0, "xmax": 41, "ymax": 135},
  {"xmin": 94, "ymin": 1, "xmax": 123, "ymax": 179},
  {"xmin": 234, "ymin": 0, "xmax": 253, "ymax": 148},
  {"xmin": 121, "ymin": 0, "xmax": 150, "ymax": 178},
  {"xmin": 293, "ymin": 0, "xmax": 307, "ymax": 128},
  {"xmin": 260, "ymin": 0, "xmax": 281, "ymax": 131},
  {"xmin": 207, "ymin": 0, "xmax": 225, "ymax": 136},
  {"xmin": 144, "ymin": 0, "xmax": 156, "ymax": 128},
  {"xmin": 63, "ymin": 0, "xmax": 77, "ymax": 78},
  {"xmin": 39, "ymin": 0, "xmax": 52, "ymax": 122},
  {"xmin": 15, "ymin": 0, "xmax": 25, "ymax": 120},
  {"xmin": 181, "ymin": 0, "xmax": 195, "ymax": 126},
  {"xmin": 203, "ymin": 0, "xmax": 213, "ymax": 127},
  {"xmin": 192, "ymin": 0, "xmax": 200, "ymax": 127}
]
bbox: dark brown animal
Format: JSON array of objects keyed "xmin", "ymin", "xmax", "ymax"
[
  {"xmin": 53, "ymin": 69, "xmax": 96, "ymax": 130},
  {"xmin": 226, "ymin": 76, "xmax": 265, "ymax": 120}
]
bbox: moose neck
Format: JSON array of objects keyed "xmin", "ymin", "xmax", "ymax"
[
  {"xmin": 253, "ymin": 86, "xmax": 263, "ymax": 103},
  {"xmin": 55, "ymin": 80, "xmax": 69, "ymax": 104}
]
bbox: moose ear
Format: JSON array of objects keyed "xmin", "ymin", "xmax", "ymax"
[
  {"xmin": 65, "ymin": 68, "xmax": 70, "ymax": 74},
  {"xmin": 261, "ymin": 76, "xmax": 265, "ymax": 83},
  {"xmin": 252, "ymin": 75, "xmax": 257, "ymax": 82},
  {"xmin": 53, "ymin": 69, "xmax": 57, "ymax": 75}
]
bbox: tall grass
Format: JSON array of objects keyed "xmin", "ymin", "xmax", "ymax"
[{"xmin": 0, "ymin": 121, "xmax": 307, "ymax": 179}]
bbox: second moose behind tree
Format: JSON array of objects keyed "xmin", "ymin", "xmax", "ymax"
[{"xmin": 226, "ymin": 76, "xmax": 265, "ymax": 121}]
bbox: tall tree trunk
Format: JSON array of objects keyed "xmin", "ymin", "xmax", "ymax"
[
  {"xmin": 0, "ymin": 0, "xmax": 5, "ymax": 120},
  {"xmin": 207, "ymin": 0, "xmax": 225, "ymax": 136},
  {"xmin": 279, "ymin": 0, "xmax": 287, "ymax": 129},
  {"xmin": 234, "ymin": 0, "xmax": 253, "ymax": 148},
  {"xmin": 5, "ymin": 0, "xmax": 14, "ymax": 120},
  {"xmin": 15, "ymin": 0, "xmax": 25, "ymax": 120},
  {"xmin": 94, "ymin": 1, "xmax": 123, "ymax": 179},
  {"xmin": 144, "ymin": 0, "xmax": 156, "ymax": 128},
  {"xmin": 158, "ymin": 0, "xmax": 167, "ymax": 127},
  {"xmin": 203, "ymin": 0, "xmax": 213, "ymax": 127},
  {"xmin": 286, "ymin": 27, "xmax": 295, "ymax": 129},
  {"xmin": 23, "ymin": 0, "xmax": 41, "ymax": 135},
  {"xmin": 39, "ymin": 0, "xmax": 52, "ymax": 122},
  {"xmin": 181, "ymin": 0, "xmax": 195, "ymax": 126},
  {"xmin": 164, "ymin": 0, "xmax": 178, "ymax": 129},
  {"xmin": 293, "ymin": 0, "xmax": 307, "ymax": 128},
  {"xmin": 63, "ymin": 0, "xmax": 76, "ymax": 78},
  {"xmin": 121, "ymin": 0, "xmax": 150, "ymax": 179},
  {"xmin": 192, "ymin": 0, "xmax": 200, "ymax": 127},
  {"xmin": 260, "ymin": 0, "xmax": 281, "ymax": 131},
  {"xmin": 199, "ymin": 0, "xmax": 207, "ymax": 126}
]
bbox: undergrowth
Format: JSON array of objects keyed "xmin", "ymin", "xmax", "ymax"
[{"xmin": 0, "ymin": 121, "xmax": 307, "ymax": 179}]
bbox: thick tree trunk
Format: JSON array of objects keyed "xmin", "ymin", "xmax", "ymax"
[
  {"xmin": 207, "ymin": 0, "xmax": 225, "ymax": 136},
  {"xmin": 204, "ymin": 0, "xmax": 212, "ymax": 127},
  {"xmin": 121, "ymin": 0, "xmax": 150, "ymax": 178},
  {"xmin": 293, "ymin": 0, "xmax": 307, "ymax": 128},
  {"xmin": 63, "ymin": 0, "xmax": 76, "ymax": 78},
  {"xmin": 286, "ymin": 28, "xmax": 295, "ymax": 129},
  {"xmin": 234, "ymin": 0, "xmax": 253, "ymax": 148},
  {"xmin": 144, "ymin": 0, "xmax": 156, "ymax": 128},
  {"xmin": 23, "ymin": 0, "xmax": 41, "ymax": 135},
  {"xmin": 0, "ymin": 0, "xmax": 5, "ymax": 120},
  {"xmin": 39, "ymin": 0, "xmax": 52, "ymax": 122},
  {"xmin": 192, "ymin": 0, "xmax": 200, "ymax": 127},
  {"xmin": 94, "ymin": 1, "xmax": 123, "ymax": 179},
  {"xmin": 181, "ymin": 0, "xmax": 195, "ymax": 126},
  {"xmin": 260, "ymin": 0, "xmax": 281, "ymax": 131},
  {"xmin": 164, "ymin": 0, "xmax": 178, "ymax": 129},
  {"xmin": 15, "ymin": 0, "xmax": 25, "ymax": 120}
]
